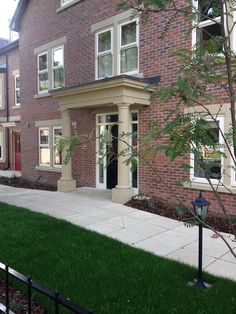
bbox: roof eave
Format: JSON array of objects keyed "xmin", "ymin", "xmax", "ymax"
[{"xmin": 10, "ymin": 0, "xmax": 30, "ymax": 32}]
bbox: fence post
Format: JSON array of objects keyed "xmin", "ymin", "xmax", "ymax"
[
  {"xmin": 55, "ymin": 290, "xmax": 59, "ymax": 314},
  {"xmin": 5, "ymin": 264, "xmax": 9, "ymax": 314},
  {"xmin": 28, "ymin": 276, "xmax": 32, "ymax": 314}
]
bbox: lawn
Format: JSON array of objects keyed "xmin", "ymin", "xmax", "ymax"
[{"xmin": 0, "ymin": 202, "xmax": 236, "ymax": 314}]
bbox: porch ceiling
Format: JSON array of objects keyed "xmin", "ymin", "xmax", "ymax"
[{"xmin": 50, "ymin": 75, "xmax": 156, "ymax": 110}]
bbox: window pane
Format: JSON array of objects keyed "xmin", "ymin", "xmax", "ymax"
[
  {"xmin": 106, "ymin": 114, "xmax": 118, "ymax": 123},
  {"xmin": 39, "ymin": 54, "xmax": 47, "ymax": 71},
  {"xmin": 16, "ymin": 90, "xmax": 20, "ymax": 105},
  {"xmin": 53, "ymin": 48, "xmax": 63, "ymax": 67},
  {"xmin": 40, "ymin": 148, "xmax": 50, "ymax": 165},
  {"xmin": 0, "ymin": 131, "xmax": 3, "ymax": 159},
  {"xmin": 40, "ymin": 129, "xmax": 49, "ymax": 145},
  {"xmin": 53, "ymin": 68, "xmax": 64, "ymax": 88},
  {"xmin": 131, "ymin": 112, "xmax": 138, "ymax": 122},
  {"xmin": 120, "ymin": 46, "xmax": 138, "ymax": 73},
  {"xmin": 98, "ymin": 31, "xmax": 111, "ymax": 53},
  {"xmin": 199, "ymin": 24, "xmax": 222, "ymax": 52},
  {"xmin": 98, "ymin": 54, "xmax": 112, "ymax": 78},
  {"xmin": 199, "ymin": 0, "xmax": 220, "ymax": 22},
  {"xmin": 39, "ymin": 72, "xmax": 49, "ymax": 91},
  {"xmin": 121, "ymin": 22, "xmax": 136, "ymax": 46},
  {"xmin": 15, "ymin": 76, "xmax": 20, "ymax": 89}
]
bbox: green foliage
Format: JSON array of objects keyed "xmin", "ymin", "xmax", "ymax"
[{"xmin": 175, "ymin": 205, "xmax": 189, "ymax": 217}]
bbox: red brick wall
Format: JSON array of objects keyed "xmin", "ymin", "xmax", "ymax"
[{"xmin": 18, "ymin": 0, "xmax": 236, "ymax": 213}]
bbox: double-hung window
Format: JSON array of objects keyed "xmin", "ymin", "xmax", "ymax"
[
  {"xmin": 14, "ymin": 74, "xmax": 20, "ymax": 106},
  {"xmin": 119, "ymin": 20, "xmax": 139, "ymax": 74},
  {"xmin": 193, "ymin": 0, "xmax": 222, "ymax": 51},
  {"xmin": 95, "ymin": 19, "xmax": 139, "ymax": 79},
  {"xmin": 37, "ymin": 46, "xmax": 64, "ymax": 93},
  {"xmin": 38, "ymin": 52, "xmax": 49, "ymax": 93},
  {"xmin": 53, "ymin": 127, "xmax": 62, "ymax": 167},
  {"xmin": 191, "ymin": 117, "xmax": 224, "ymax": 183},
  {"xmin": 39, "ymin": 127, "xmax": 62, "ymax": 168},
  {"xmin": 96, "ymin": 29, "xmax": 113, "ymax": 79}
]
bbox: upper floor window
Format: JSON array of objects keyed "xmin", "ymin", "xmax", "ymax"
[
  {"xmin": 120, "ymin": 21, "xmax": 138, "ymax": 74},
  {"xmin": 14, "ymin": 74, "xmax": 20, "ymax": 107},
  {"xmin": 0, "ymin": 73, "xmax": 5, "ymax": 109},
  {"xmin": 37, "ymin": 46, "xmax": 64, "ymax": 94},
  {"xmin": 96, "ymin": 19, "xmax": 139, "ymax": 79},
  {"xmin": 61, "ymin": 0, "xmax": 73, "ymax": 6}
]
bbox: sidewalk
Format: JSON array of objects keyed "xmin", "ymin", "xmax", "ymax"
[{"xmin": 0, "ymin": 184, "xmax": 235, "ymax": 281}]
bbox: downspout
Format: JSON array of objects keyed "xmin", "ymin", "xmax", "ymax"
[{"xmin": 3, "ymin": 53, "xmax": 10, "ymax": 170}]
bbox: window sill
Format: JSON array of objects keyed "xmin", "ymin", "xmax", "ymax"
[
  {"xmin": 34, "ymin": 93, "xmax": 52, "ymax": 99},
  {"xmin": 12, "ymin": 106, "xmax": 20, "ymax": 109},
  {"xmin": 35, "ymin": 166, "xmax": 61, "ymax": 173},
  {"xmin": 183, "ymin": 181, "xmax": 236, "ymax": 194},
  {"xmin": 57, "ymin": 0, "xmax": 82, "ymax": 13}
]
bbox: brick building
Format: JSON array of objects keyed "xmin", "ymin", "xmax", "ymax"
[{"xmin": 0, "ymin": 0, "xmax": 234, "ymax": 214}]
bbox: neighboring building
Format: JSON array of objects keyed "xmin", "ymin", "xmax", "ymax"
[
  {"xmin": 0, "ymin": 40, "xmax": 21, "ymax": 172},
  {"xmin": 4, "ymin": 0, "xmax": 235, "ymax": 214}
]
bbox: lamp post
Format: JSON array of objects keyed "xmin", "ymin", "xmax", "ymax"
[{"xmin": 191, "ymin": 191, "xmax": 210, "ymax": 289}]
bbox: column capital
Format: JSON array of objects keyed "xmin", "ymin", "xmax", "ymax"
[{"xmin": 116, "ymin": 102, "xmax": 131, "ymax": 109}]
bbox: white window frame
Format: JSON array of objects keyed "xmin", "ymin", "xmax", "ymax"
[
  {"xmin": 0, "ymin": 130, "xmax": 4, "ymax": 161},
  {"xmin": 61, "ymin": 0, "xmax": 73, "ymax": 7},
  {"xmin": 190, "ymin": 117, "xmax": 224, "ymax": 184},
  {"xmin": 53, "ymin": 126, "xmax": 62, "ymax": 168},
  {"xmin": 14, "ymin": 74, "xmax": 20, "ymax": 107},
  {"xmin": 0, "ymin": 73, "xmax": 5, "ymax": 109},
  {"xmin": 96, "ymin": 28, "xmax": 114, "ymax": 80},
  {"xmin": 52, "ymin": 46, "xmax": 64, "ymax": 89},
  {"xmin": 129, "ymin": 111, "xmax": 138, "ymax": 193},
  {"xmin": 39, "ymin": 127, "xmax": 50, "ymax": 167},
  {"xmin": 118, "ymin": 19, "xmax": 139, "ymax": 75},
  {"xmin": 38, "ymin": 51, "xmax": 49, "ymax": 94}
]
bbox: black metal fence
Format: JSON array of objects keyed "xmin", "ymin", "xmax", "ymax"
[{"xmin": 0, "ymin": 262, "xmax": 93, "ymax": 314}]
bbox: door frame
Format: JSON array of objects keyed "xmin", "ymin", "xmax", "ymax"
[
  {"xmin": 96, "ymin": 111, "xmax": 138, "ymax": 191},
  {"xmin": 12, "ymin": 131, "xmax": 21, "ymax": 171}
]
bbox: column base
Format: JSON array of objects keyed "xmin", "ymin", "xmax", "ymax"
[
  {"xmin": 57, "ymin": 179, "xmax": 76, "ymax": 192},
  {"xmin": 112, "ymin": 186, "xmax": 135, "ymax": 204}
]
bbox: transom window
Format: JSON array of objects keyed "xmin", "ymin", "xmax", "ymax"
[
  {"xmin": 37, "ymin": 46, "xmax": 64, "ymax": 93},
  {"xmin": 96, "ymin": 19, "xmax": 139, "ymax": 79}
]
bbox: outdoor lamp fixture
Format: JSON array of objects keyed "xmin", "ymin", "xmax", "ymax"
[{"xmin": 191, "ymin": 191, "xmax": 210, "ymax": 289}]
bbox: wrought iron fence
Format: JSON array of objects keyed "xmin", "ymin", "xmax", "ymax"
[{"xmin": 0, "ymin": 262, "xmax": 93, "ymax": 314}]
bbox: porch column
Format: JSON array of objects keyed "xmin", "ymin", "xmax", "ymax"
[
  {"xmin": 57, "ymin": 109, "xmax": 76, "ymax": 192},
  {"xmin": 112, "ymin": 103, "xmax": 134, "ymax": 204}
]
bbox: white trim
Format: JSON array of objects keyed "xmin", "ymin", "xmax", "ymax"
[
  {"xmin": 96, "ymin": 28, "xmax": 114, "ymax": 80},
  {"xmin": 38, "ymin": 51, "xmax": 49, "ymax": 94},
  {"xmin": 39, "ymin": 127, "xmax": 50, "ymax": 167},
  {"xmin": 190, "ymin": 117, "xmax": 225, "ymax": 184},
  {"xmin": 14, "ymin": 74, "xmax": 20, "ymax": 107},
  {"xmin": 52, "ymin": 46, "xmax": 64, "ymax": 89},
  {"xmin": 53, "ymin": 126, "xmax": 62, "ymax": 168},
  {"xmin": 118, "ymin": 18, "xmax": 139, "ymax": 76}
]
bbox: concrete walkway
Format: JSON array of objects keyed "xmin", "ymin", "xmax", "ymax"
[{"xmin": 0, "ymin": 185, "xmax": 235, "ymax": 281}]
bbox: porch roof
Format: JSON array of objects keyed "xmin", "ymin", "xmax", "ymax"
[{"xmin": 50, "ymin": 75, "xmax": 160, "ymax": 110}]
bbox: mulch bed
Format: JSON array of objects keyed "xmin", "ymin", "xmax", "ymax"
[
  {"xmin": 0, "ymin": 280, "xmax": 46, "ymax": 314},
  {"xmin": 0, "ymin": 176, "xmax": 56, "ymax": 191},
  {"xmin": 125, "ymin": 198, "xmax": 236, "ymax": 234}
]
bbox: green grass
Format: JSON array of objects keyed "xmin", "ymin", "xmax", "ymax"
[{"xmin": 0, "ymin": 202, "xmax": 236, "ymax": 314}]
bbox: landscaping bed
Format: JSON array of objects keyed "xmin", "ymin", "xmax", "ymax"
[
  {"xmin": 0, "ymin": 176, "xmax": 56, "ymax": 191},
  {"xmin": 0, "ymin": 279, "xmax": 45, "ymax": 314},
  {"xmin": 125, "ymin": 197, "xmax": 236, "ymax": 234}
]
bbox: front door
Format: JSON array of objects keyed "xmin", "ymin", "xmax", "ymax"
[
  {"xmin": 13, "ymin": 132, "xmax": 21, "ymax": 171},
  {"xmin": 106, "ymin": 124, "xmax": 118, "ymax": 189},
  {"xmin": 96, "ymin": 114, "xmax": 118, "ymax": 189}
]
